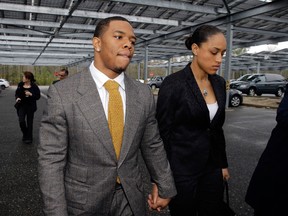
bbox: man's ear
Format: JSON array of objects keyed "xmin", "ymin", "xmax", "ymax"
[
  {"xmin": 92, "ymin": 37, "xmax": 101, "ymax": 52},
  {"xmin": 192, "ymin": 43, "xmax": 198, "ymax": 56}
]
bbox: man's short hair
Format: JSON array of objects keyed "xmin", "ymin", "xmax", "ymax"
[
  {"xmin": 60, "ymin": 68, "xmax": 69, "ymax": 76},
  {"xmin": 93, "ymin": 16, "xmax": 131, "ymax": 38}
]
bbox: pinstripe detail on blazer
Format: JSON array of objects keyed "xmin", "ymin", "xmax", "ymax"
[{"xmin": 38, "ymin": 67, "xmax": 176, "ymax": 215}]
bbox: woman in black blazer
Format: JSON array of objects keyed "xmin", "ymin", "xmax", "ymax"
[
  {"xmin": 15, "ymin": 71, "xmax": 40, "ymax": 144},
  {"xmin": 245, "ymin": 83, "xmax": 288, "ymax": 216},
  {"xmin": 156, "ymin": 25, "xmax": 230, "ymax": 216}
]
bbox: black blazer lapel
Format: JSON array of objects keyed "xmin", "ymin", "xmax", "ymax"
[
  {"xmin": 210, "ymin": 75, "xmax": 226, "ymax": 126},
  {"xmin": 184, "ymin": 64, "xmax": 210, "ymax": 123},
  {"xmin": 210, "ymin": 75, "xmax": 226, "ymax": 110}
]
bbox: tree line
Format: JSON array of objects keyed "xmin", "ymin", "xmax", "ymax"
[{"xmin": 1, "ymin": 64, "xmax": 287, "ymax": 86}]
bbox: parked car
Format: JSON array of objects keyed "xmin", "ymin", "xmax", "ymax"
[
  {"xmin": 230, "ymin": 74, "xmax": 258, "ymax": 89},
  {"xmin": 0, "ymin": 78, "xmax": 10, "ymax": 90},
  {"xmin": 234, "ymin": 73, "xmax": 287, "ymax": 97},
  {"xmin": 136, "ymin": 79, "xmax": 144, "ymax": 83},
  {"xmin": 229, "ymin": 89, "xmax": 243, "ymax": 107},
  {"xmin": 147, "ymin": 76, "xmax": 166, "ymax": 89},
  {"xmin": 230, "ymin": 74, "xmax": 252, "ymax": 83}
]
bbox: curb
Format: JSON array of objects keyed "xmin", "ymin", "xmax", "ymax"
[{"xmin": 242, "ymin": 103, "xmax": 278, "ymax": 109}]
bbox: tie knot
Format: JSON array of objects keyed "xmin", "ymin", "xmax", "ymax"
[{"xmin": 104, "ymin": 80, "xmax": 119, "ymax": 92}]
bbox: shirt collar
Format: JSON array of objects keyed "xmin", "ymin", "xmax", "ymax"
[{"xmin": 89, "ymin": 61, "xmax": 125, "ymax": 91}]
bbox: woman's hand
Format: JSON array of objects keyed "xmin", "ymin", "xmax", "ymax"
[
  {"xmin": 24, "ymin": 90, "xmax": 32, "ymax": 97},
  {"xmin": 148, "ymin": 183, "xmax": 171, "ymax": 212},
  {"xmin": 16, "ymin": 98, "xmax": 21, "ymax": 102},
  {"xmin": 222, "ymin": 168, "xmax": 230, "ymax": 181}
]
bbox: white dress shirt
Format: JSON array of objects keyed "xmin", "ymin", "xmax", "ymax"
[{"xmin": 89, "ymin": 61, "xmax": 126, "ymax": 121}]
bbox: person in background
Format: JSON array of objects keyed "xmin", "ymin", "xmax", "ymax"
[
  {"xmin": 15, "ymin": 71, "xmax": 40, "ymax": 144},
  {"xmin": 38, "ymin": 16, "xmax": 176, "ymax": 215},
  {"xmin": 52, "ymin": 68, "xmax": 69, "ymax": 84},
  {"xmin": 155, "ymin": 25, "xmax": 230, "ymax": 216},
  {"xmin": 245, "ymin": 83, "xmax": 288, "ymax": 216}
]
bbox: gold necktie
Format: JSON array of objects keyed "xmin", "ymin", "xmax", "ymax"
[{"xmin": 104, "ymin": 80, "xmax": 124, "ymax": 160}]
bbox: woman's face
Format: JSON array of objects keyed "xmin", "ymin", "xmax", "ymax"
[
  {"xmin": 22, "ymin": 75, "xmax": 29, "ymax": 82},
  {"xmin": 192, "ymin": 33, "xmax": 227, "ymax": 75}
]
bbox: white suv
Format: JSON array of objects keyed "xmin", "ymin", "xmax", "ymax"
[{"xmin": 0, "ymin": 78, "xmax": 10, "ymax": 89}]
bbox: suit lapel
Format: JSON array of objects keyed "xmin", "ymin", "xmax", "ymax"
[
  {"xmin": 76, "ymin": 68, "xmax": 116, "ymax": 159},
  {"xmin": 210, "ymin": 75, "xmax": 226, "ymax": 109},
  {"xmin": 74, "ymin": 71, "xmax": 148, "ymax": 164},
  {"xmin": 184, "ymin": 65, "xmax": 210, "ymax": 122},
  {"xmin": 184, "ymin": 64, "xmax": 226, "ymax": 125},
  {"xmin": 210, "ymin": 75, "xmax": 226, "ymax": 125},
  {"xmin": 118, "ymin": 75, "xmax": 142, "ymax": 167}
]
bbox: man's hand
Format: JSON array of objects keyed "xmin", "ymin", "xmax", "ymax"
[{"xmin": 147, "ymin": 183, "xmax": 171, "ymax": 212}]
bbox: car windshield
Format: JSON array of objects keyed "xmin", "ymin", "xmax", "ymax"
[
  {"xmin": 237, "ymin": 74, "xmax": 251, "ymax": 81},
  {"xmin": 247, "ymin": 75, "xmax": 259, "ymax": 81},
  {"xmin": 150, "ymin": 76, "xmax": 164, "ymax": 81}
]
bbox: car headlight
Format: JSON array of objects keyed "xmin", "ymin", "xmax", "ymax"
[
  {"xmin": 239, "ymin": 84, "xmax": 247, "ymax": 88},
  {"xmin": 237, "ymin": 90, "xmax": 243, "ymax": 95}
]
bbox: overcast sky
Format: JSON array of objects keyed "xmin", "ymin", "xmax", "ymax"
[{"xmin": 248, "ymin": 41, "xmax": 288, "ymax": 53}]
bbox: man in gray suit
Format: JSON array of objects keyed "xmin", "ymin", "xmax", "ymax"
[{"xmin": 38, "ymin": 16, "xmax": 176, "ymax": 215}]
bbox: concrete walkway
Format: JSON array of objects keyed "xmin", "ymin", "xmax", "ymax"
[{"xmin": 0, "ymin": 86, "xmax": 45, "ymax": 215}]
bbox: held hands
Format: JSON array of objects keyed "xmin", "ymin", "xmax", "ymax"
[{"xmin": 148, "ymin": 183, "xmax": 171, "ymax": 212}]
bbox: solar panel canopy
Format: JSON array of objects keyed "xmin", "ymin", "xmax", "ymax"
[{"xmin": 0, "ymin": 0, "xmax": 288, "ymax": 72}]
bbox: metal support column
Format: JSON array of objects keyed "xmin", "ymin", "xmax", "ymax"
[
  {"xmin": 144, "ymin": 46, "xmax": 148, "ymax": 81},
  {"xmin": 224, "ymin": 22, "xmax": 233, "ymax": 109},
  {"xmin": 137, "ymin": 62, "xmax": 141, "ymax": 80},
  {"xmin": 167, "ymin": 58, "xmax": 171, "ymax": 76},
  {"xmin": 257, "ymin": 61, "xmax": 260, "ymax": 74}
]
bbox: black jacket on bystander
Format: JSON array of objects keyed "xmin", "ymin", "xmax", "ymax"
[{"xmin": 245, "ymin": 84, "xmax": 288, "ymax": 216}]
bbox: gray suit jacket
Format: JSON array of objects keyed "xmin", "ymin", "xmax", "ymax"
[{"xmin": 38, "ymin": 67, "xmax": 176, "ymax": 216}]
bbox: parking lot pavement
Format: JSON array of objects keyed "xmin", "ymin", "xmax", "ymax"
[
  {"xmin": 0, "ymin": 86, "xmax": 45, "ymax": 215},
  {"xmin": 224, "ymin": 106, "xmax": 277, "ymax": 216},
  {"xmin": 0, "ymin": 86, "xmax": 279, "ymax": 216}
]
